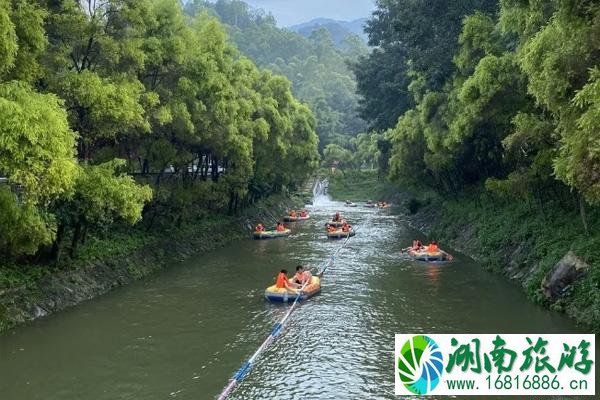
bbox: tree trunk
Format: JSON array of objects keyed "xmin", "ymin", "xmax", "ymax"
[
  {"xmin": 579, "ymin": 194, "xmax": 589, "ymax": 236},
  {"xmin": 51, "ymin": 224, "xmax": 65, "ymax": 263},
  {"xmin": 202, "ymin": 153, "xmax": 210, "ymax": 181},
  {"xmin": 228, "ymin": 192, "xmax": 236, "ymax": 215},
  {"xmin": 81, "ymin": 227, "xmax": 88, "ymax": 245},
  {"xmin": 70, "ymin": 222, "xmax": 83, "ymax": 257},
  {"xmin": 211, "ymin": 157, "xmax": 219, "ymax": 182}
]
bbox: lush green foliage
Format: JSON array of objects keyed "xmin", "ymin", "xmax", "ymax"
[
  {"xmin": 322, "ymin": 132, "xmax": 386, "ymax": 171},
  {"xmin": 356, "ymin": 0, "xmax": 600, "ymax": 222},
  {"xmin": 0, "ymin": 0, "xmax": 319, "ymax": 264},
  {"xmin": 0, "ymin": 82, "xmax": 78, "ymax": 205},
  {"xmin": 185, "ymin": 0, "xmax": 368, "ymax": 150},
  {"xmin": 353, "ymin": 0, "xmax": 497, "ymax": 131},
  {"xmin": 326, "ymin": 169, "xmax": 395, "ymax": 202}
]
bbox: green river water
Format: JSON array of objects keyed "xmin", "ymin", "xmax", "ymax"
[{"xmin": 0, "ymin": 196, "xmax": 595, "ymax": 399}]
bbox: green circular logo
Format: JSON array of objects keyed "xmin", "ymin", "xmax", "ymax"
[{"xmin": 397, "ymin": 335, "xmax": 444, "ymax": 395}]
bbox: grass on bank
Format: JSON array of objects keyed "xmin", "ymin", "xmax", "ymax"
[
  {"xmin": 0, "ymin": 213, "xmax": 225, "ymax": 290},
  {"xmin": 326, "ymin": 169, "xmax": 396, "ymax": 202}
]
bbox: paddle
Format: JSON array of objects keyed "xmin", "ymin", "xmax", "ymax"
[{"xmin": 260, "ymin": 207, "xmax": 281, "ymax": 226}]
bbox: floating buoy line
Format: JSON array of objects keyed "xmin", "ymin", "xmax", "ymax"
[{"xmin": 216, "ymin": 229, "xmax": 357, "ymax": 400}]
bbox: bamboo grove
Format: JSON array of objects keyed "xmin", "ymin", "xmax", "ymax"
[{"xmin": 0, "ymin": 0, "xmax": 319, "ymax": 260}]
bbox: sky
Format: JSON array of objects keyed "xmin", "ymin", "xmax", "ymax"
[{"xmin": 242, "ymin": 0, "xmax": 376, "ymax": 27}]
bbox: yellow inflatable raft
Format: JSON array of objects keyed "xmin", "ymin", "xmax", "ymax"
[{"xmin": 264, "ymin": 276, "xmax": 321, "ymax": 302}]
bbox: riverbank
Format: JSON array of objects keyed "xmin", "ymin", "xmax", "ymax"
[
  {"xmin": 326, "ymin": 169, "xmax": 397, "ymax": 202},
  {"xmin": 0, "ymin": 194, "xmax": 305, "ymax": 334},
  {"xmin": 327, "ymin": 171, "xmax": 600, "ymax": 332}
]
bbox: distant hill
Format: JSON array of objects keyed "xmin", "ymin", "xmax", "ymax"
[{"xmin": 289, "ymin": 18, "xmax": 368, "ymax": 47}]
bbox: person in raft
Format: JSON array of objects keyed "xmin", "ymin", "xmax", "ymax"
[
  {"xmin": 276, "ymin": 269, "xmax": 295, "ymax": 290},
  {"xmin": 427, "ymin": 240, "xmax": 439, "ymax": 253},
  {"xmin": 327, "ymin": 225, "xmax": 337, "ymax": 233},
  {"xmin": 255, "ymin": 223, "xmax": 265, "ymax": 232},
  {"xmin": 293, "ymin": 265, "xmax": 313, "ymax": 286},
  {"xmin": 276, "ymin": 222, "xmax": 286, "ymax": 232},
  {"xmin": 342, "ymin": 222, "xmax": 351, "ymax": 232},
  {"xmin": 332, "ymin": 212, "xmax": 342, "ymax": 222},
  {"xmin": 300, "ymin": 209, "xmax": 308, "ymax": 218},
  {"xmin": 401, "ymin": 240, "xmax": 422, "ymax": 253},
  {"xmin": 289, "ymin": 209, "xmax": 297, "ymax": 218}
]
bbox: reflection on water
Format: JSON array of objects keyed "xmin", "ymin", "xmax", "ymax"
[{"xmin": 0, "ymin": 197, "xmax": 594, "ymax": 400}]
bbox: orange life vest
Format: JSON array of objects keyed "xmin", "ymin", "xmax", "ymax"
[
  {"xmin": 276, "ymin": 273, "xmax": 288, "ymax": 288},
  {"xmin": 427, "ymin": 244, "xmax": 439, "ymax": 252}
]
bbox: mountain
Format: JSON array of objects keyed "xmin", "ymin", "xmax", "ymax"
[{"xmin": 289, "ymin": 18, "xmax": 368, "ymax": 47}]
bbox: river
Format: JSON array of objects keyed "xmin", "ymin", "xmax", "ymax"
[{"xmin": 0, "ymin": 195, "xmax": 592, "ymax": 399}]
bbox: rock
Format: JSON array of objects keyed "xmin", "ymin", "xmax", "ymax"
[
  {"xmin": 542, "ymin": 252, "xmax": 590, "ymax": 302},
  {"xmin": 33, "ymin": 305, "xmax": 48, "ymax": 318}
]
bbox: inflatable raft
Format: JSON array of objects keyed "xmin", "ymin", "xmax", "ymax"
[
  {"xmin": 265, "ymin": 276, "xmax": 321, "ymax": 302},
  {"xmin": 345, "ymin": 202, "xmax": 357, "ymax": 207},
  {"xmin": 377, "ymin": 203, "xmax": 391, "ymax": 209},
  {"xmin": 283, "ymin": 215, "xmax": 310, "ymax": 222},
  {"xmin": 364, "ymin": 203, "xmax": 376, "ymax": 208},
  {"xmin": 327, "ymin": 229, "xmax": 355, "ymax": 239},
  {"xmin": 409, "ymin": 249, "xmax": 451, "ymax": 262},
  {"xmin": 252, "ymin": 229, "xmax": 291, "ymax": 240}
]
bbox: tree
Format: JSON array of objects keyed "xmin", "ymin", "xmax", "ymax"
[
  {"xmin": 0, "ymin": 187, "xmax": 54, "ymax": 257},
  {"xmin": 52, "ymin": 159, "xmax": 153, "ymax": 259},
  {"xmin": 353, "ymin": 0, "xmax": 498, "ymax": 132},
  {"xmin": 555, "ymin": 68, "xmax": 600, "ymax": 206},
  {"xmin": 0, "ymin": 82, "xmax": 79, "ymax": 256},
  {"xmin": 186, "ymin": 1, "xmax": 366, "ymax": 149},
  {"xmin": 0, "ymin": 82, "xmax": 78, "ymax": 205},
  {"xmin": 0, "ymin": 0, "xmax": 47, "ymax": 82},
  {"xmin": 323, "ymin": 144, "xmax": 353, "ymax": 170}
]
